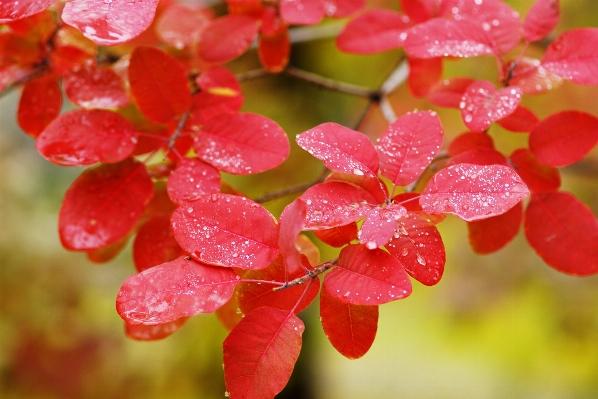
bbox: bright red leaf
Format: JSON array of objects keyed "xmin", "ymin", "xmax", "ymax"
[
  {"xmin": 468, "ymin": 201, "xmax": 522, "ymax": 254},
  {"xmin": 541, "ymin": 28, "xmax": 598, "ymax": 86},
  {"xmin": 407, "ymin": 57, "xmax": 443, "ymax": 98},
  {"xmin": 376, "ymin": 110, "xmax": 444, "ymax": 186},
  {"xmin": 420, "ymin": 163, "xmax": 530, "ymax": 221},
  {"xmin": 323, "ymin": 244, "xmax": 412, "ymax": 305},
  {"xmin": 59, "ymin": 158, "xmax": 154, "ymax": 250},
  {"xmin": 166, "ymin": 158, "xmax": 221, "ymax": 205},
  {"xmin": 325, "ymin": 172, "xmax": 388, "ymax": 204},
  {"xmin": 524, "ymin": 192, "xmax": 598, "ymax": 276},
  {"xmin": 460, "ymin": 80, "xmax": 522, "ymax": 132},
  {"xmin": 427, "ymin": 77, "xmax": 475, "ymax": 108},
  {"xmin": 358, "ymin": 203, "xmax": 407, "ymax": 249},
  {"xmin": 63, "ymin": 65, "xmax": 129, "ymax": 109},
  {"xmin": 36, "ymin": 109, "xmax": 138, "ymax": 166},
  {"xmin": 17, "ymin": 75, "xmax": 61, "ymax": 138},
  {"xmin": 320, "ymin": 287, "xmax": 378, "ymax": 360},
  {"xmin": 194, "ymin": 112, "xmax": 290, "ymax": 174},
  {"xmin": 279, "ymin": 199, "xmax": 307, "ymax": 274},
  {"xmin": 313, "ymin": 223, "xmax": 358, "ymax": 247},
  {"xmin": 133, "ymin": 217, "xmax": 185, "ymax": 273},
  {"xmin": 0, "ymin": 0, "xmax": 55, "ymax": 23},
  {"xmin": 448, "ymin": 132, "xmax": 494, "ymax": 157},
  {"xmin": 386, "ymin": 212, "xmax": 445, "ymax": 286},
  {"xmin": 199, "ymin": 14, "xmax": 260, "ymax": 63},
  {"xmin": 497, "ymin": 105, "xmax": 540, "ymax": 133},
  {"xmin": 117, "ymin": 255, "xmax": 239, "ymax": 325},
  {"xmin": 523, "ymin": 0, "xmax": 560, "ymax": 42},
  {"xmin": 446, "ymin": 148, "xmax": 508, "ymax": 167},
  {"xmin": 223, "ymin": 307, "xmax": 304, "ymax": 399},
  {"xmin": 189, "ymin": 66, "xmax": 243, "ymax": 125},
  {"xmin": 62, "ymin": 0, "xmax": 160, "ymax": 46},
  {"xmin": 296, "ymin": 122, "xmax": 379, "ymax": 178},
  {"xmin": 529, "ymin": 111, "xmax": 598, "ymax": 167},
  {"xmin": 509, "ymin": 148, "xmax": 561, "ymax": 193},
  {"xmin": 258, "ymin": 30, "xmax": 290, "ymax": 74},
  {"xmin": 400, "ymin": 0, "xmax": 431, "ymax": 24},
  {"xmin": 171, "ymin": 194, "xmax": 280, "ymax": 270},
  {"xmin": 128, "ymin": 46, "xmax": 192, "ymax": 124},
  {"xmin": 506, "ymin": 57, "xmax": 563, "ymax": 95},
  {"xmin": 125, "ymin": 317, "xmax": 189, "ymax": 341}
]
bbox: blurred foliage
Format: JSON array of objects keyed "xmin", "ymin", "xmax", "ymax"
[{"xmin": 1, "ymin": 1, "xmax": 598, "ymax": 398}]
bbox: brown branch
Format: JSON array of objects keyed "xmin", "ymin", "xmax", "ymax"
[
  {"xmin": 253, "ymin": 167, "xmax": 329, "ymax": 203},
  {"xmin": 284, "ymin": 66, "xmax": 380, "ymax": 99},
  {"xmin": 273, "ymin": 258, "xmax": 338, "ymax": 292}
]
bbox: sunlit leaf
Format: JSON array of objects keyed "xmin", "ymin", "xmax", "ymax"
[
  {"xmin": 459, "ymin": 80, "xmax": 522, "ymax": 132},
  {"xmin": 17, "ymin": 75, "xmax": 61, "ymax": 138},
  {"xmin": 468, "ymin": 201, "xmax": 522, "ymax": 254},
  {"xmin": 523, "ymin": 0, "xmax": 559, "ymax": 42},
  {"xmin": 541, "ymin": 28, "xmax": 598, "ymax": 85},
  {"xmin": 509, "ymin": 149, "xmax": 560, "ymax": 193},
  {"xmin": 0, "ymin": 0, "xmax": 55, "ymax": 23},
  {"xmin": 166, "ymin": 158, "xmax": 221, "ymax": 205},
  {"xmin": 358, "ymin": 203, "xmax": 407, "ymax": 249}
]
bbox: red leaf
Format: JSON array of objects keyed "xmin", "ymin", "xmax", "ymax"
[
  {"xmin": 313, "ymin": 222, "xmax": 358, "ymax": 247},
  {"xmin": 171, "ymin": 194, "xmax": 280, "ymax": 270},
  {"xmin": 166, "ymin": 158, "xmax": 221, "ymax": 205},
  {"xmin": 17, "ymin": 75, "xmax": 61, "ymax": 138},
  {"xmin": 216, "ymin": 295, "xmax": 243, "ymax": 331},
  {"xmin": 258, "ymin": 30, "xmax": 290, "ymax": 74},
  {"xmin": 194, "ymin": 112, "xmax": 290, "ymax": 174},
  {"xmin": 541, "ymin": 28, "xmax": 598, "ymax": 85},
  {"xmin": 128, "ymin": 46, "xmax": 192, "ymax": 124},
  {"xmin": 320, "ymin": 287, "xmax": 378, "ymax": 360},
  {"xmin": 529, "ymin": 111, "xmax": 598, "ymax": 167},
  {"xmin": 63, "ymin": 65, "xmax": 129, "ymax": 109},
  {"xmin": 0, "ymin": 0, "xmax": 54, "ymax": 23},
  {"xmin": 325, "ymin": 172, "xmax": 388, "ymax": 204},
  {"xmin": 279, "ymin": 199, "xmax": 307, "ymax": 274},
  {"xmin": 36, "ymin": 109, "xmax": 138, "ymax": 166},
  {"xmin": 155, "ymin": 4, "xmax": 213, "ymax": 49},
  {"xmin": 460, "ymin": 80, "xmax": 522, "ymax": 132},
  {"xmin": 448, "ymin": 132, "xmax": 494, "ymax": 157},
  {"xmin": 59, "ymin": 158, "xmax": 154, "ymax": 250},
  {"xmin": 524, "ymin": 192, "xmax": 598, "ymax": 276},
  {"xmin": 86, "ymin": 235, "xmax": 129, "ymax": 263},
  {"xmin": 323, "ymin": 244, "xmax": 412, "ymax": 305},
  {"xmin": 420, "ymin": 163, "xmax": 529, "ymax": 222},
  {"xmin": 509, "ymin": 148, "xmax": 560, "ymax": 193},
  {"xmin": 299, "ymin": 181, "xmax": 376, "ymax": 230},
  {"xmin": 468, "ymin": 201, "xmax": 522, "ymax": 254},
  {"xmin": 523, "ymin": 0, "xmax": 559, "ymax": 42},
  {"xmin": 358, "ymin": 203, "xmax": 407, "ymax": 249},
  {"xmin": 189, "ymin": 66, "xmax": 243, "ymax": 125},
  {"xmin": 407, "ymin": 57, "xmax": 443, "ymax": 98},
  {"xmin": 324, "ymin": 0, "xmax": 365, "ymax": 18},
  {"xmin": 280, "ymin": 0, "xmax": 324, "ymax": 25},
  {"xmin": 237, "ymin": 257, "xmax": 319, "ymax": 315},
  {"xmin": 117, "ymin": 255, "xmax": 239, "ymax": 325},
  {"xmin": 391, "ymin": 192, "xmax": 446, "ymax": 224},
  {"xmin": 506, "ymin": 57, "xmax": 563, "ymax": 95},
  {"xmin": 296, "ymin": 122, "xmax": 379, "ymax": 178},
  {"xmin": 427, "ymin": 77, "xmax": 475, "ymax": 108},
  {"xmin": 497, "ymin": 105, "xmax": 539, "ymax": 133},
  {"xmin": 199, "ymin": 14, "xmax": 260, "ymax": 63},
  {"xmin": 404, "ymin": 18, "xmax": 496, "ymax": 59},
  {"xmin": 376, "ymin": 110, "xmax": 443, "ymax": 186},
  {"xmin": 336, "ymin": 9, "xmax": 411, "ymax": 54},
  {"xmin": 446, "ymin": 148, "xmax": 508, "ymax": 167},
  {"xmin": 125, "ymin": 317, "xmax": 189, "ymax": 341},
  {"xmin": 133, "ymin": 217, "xmax": 185, "ymax": 273},
  {"xmin": 62, "ymin": 0, "xmax": 159, "ymax": 46},
  {"xmin": 399, "ymin": 0, "xmax": 431, "ymax": 24},
  {"xmin": 223, "ymin": 307, "xmax": 304, "ymax": 399},
  {"xmin": 386, "ymin": 212, "xmax": 445, "ymax": 286}
]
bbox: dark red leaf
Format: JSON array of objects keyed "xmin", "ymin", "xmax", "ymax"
[
  {"xmin": 86, "ymin": 235, "xmax": 129, "ymax": 263},
  {"xmin": 509, "ymin": 148, "xmax": 560, "ymax": 193},
  {"xmin": 279, "ymin": 199, "xmax": 307, "ymax": 274},
  {"xmin": 399, "ymin": 0, "xmax": 431, "ymax": 24},
  {"xmin": 386, "ymin": 212, "xmax": 445, "ymax": 286},
  {"xmin": 376, "ymin": 110, "xmax": 444, "ymax": 186},
  {"xmin": 448, "ymin": 132, "xmax": 494, "ymax": 157},
  {"xmin": 129, "ymin": 46, "xmax": 192, "ymax": 124},
  {"xmin": 506, "ymin": 57, "xmax": 563, "ymax": 95},
  {"xmin": 497, "ymin": 105, "xmax": 539, "ymax": 133},
  {"xmin": 36, "ymin": 109, "xmax": 138, "ymax": 166},
  {"xmin": 125, "ymin": 317, "xmax": 189, "ymax": 341},
  {"xmin": 524, "ymin": 192, "xmax": 598, "ymax": 276},
  {"xmin": 62, "ymin": 0, "xmax": 159, "ymax": 46},
  {"xmin": 63, "ymin": 65, "xmax": 129, "ymax": 109},
  {"xmin": 529, "ymin": 111, "xmax": 598, "ymax": 167},
  {"xmin": 171, "ymin": 194, "xmax": 280, "ymax": 270},
  {"xmin": 258, "ymin": 30, "xmax": 290, "ymax": 74},
  {"xmin": 313, "ymin": 222, "xmax": 358, "ymax": 247},
  {"xmin": 280, "ymin": 0, "xmax": 324, "ymax": 25},
  {"xmin": 189, "ymin": 66, "xmax": 243, "ymax": 125},
  {"xmin": 320, "ymin": 287, "xmax": 378, "ymax": 359},
  {"xmin": 194, "ymin": 112, "xmax": 290, "ymax": 174},
  {"xmin": 427, "ymin": 77, "xmax": 475, "ymax": 108},
  {"xmin": 299, "ymin": 181, "xmax": 376, "ymax": 230},
  {"xmin": 420, "ymin": 163, "xmax": 529, "ymax": 222},
  {"xmin": 407, "ymin": 57, "xmax": 443, "ymax": 98},
  {"xmin": 143, "ymin": 180, "xmax": 177, "ymax": 220},
  {"xmin": 296, "ymin": 122, "xmax": 379, "ymax": 178},
  {"xmin": 325, "ymin": 172, "xmax": 388, "ymax": 204},
  {"xmin": 446, "ymin": 148, "xmax": 508, "ymax": 167},
  {"xmin": 468, "ymin": 201, "xmax": 522, "ymax": 254},
  {"xmin": 336, "ymin": 9, "xmax": 411, "ymax": 54},
  {"xmin": 541, "ymin": 28, "xmax": 598, "ymax": 85},
  {"xmin": 199, "ymin": 14, "xmax": 260, "ymax": 63},
  {"xmin": 155, "ymin": 4, "xmax": 213, "ymax": 49},
  {"xmin": 0, "ymin": 0, "xmax": 55, "ymax": 23},
  {"xmin": 133, "ymin": 217, "xmax": 185, "ymax": 273},
  {"xmin": 216, "ymin": 295, "xmax": 243, "ymax": 332},
  {"xmin": 59, "ymin": 158, "xmax": 154, "ymax": 250},
  {"xmin": 523, "ymin": 0, "xmax": 559, "ymax": 42},
  {"xmin": 295, "ymin": 234, "xmax": 320, "ymax": 266},
  {"xmin": 166, "ymin": 158, "xmax": 220, "ymax": 205},
  {"xmin": 460, "ymin": 80, "xmax": 522, "ymax": 132},
  {"xmin": 223, "ymin": 307, "xmax": 304, "ymax": 399},
  {"xmin": 323, "ymin": 244, "xmax": 412, "ymax": 305},
  {"xmin": 358, "ymin": 203, "xmax": 407, "ymax": 249},
  {"xmin": 17, "ymin": 75, "xmax": 61, "ymax": 138},
  {"xmin": 117, "ymin": 255, "xmax": 239, "ymax": 325}
]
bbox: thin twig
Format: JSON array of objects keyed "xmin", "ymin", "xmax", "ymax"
[
  {"xmin": 236, "ymin": 68, "xmax": 269, "ymax": 82},
  {"xmin": 288, "ymin": 21, "xmax": 345, "ymax": 44},
  {"xmin": 253, "ymin": 167, "xmax": 329, "ymax": 203},
  {"xmin": 273, "ymin": 258, "xmax": 338, "ymax": 292},
  {"xmin": 284, "ymin": 66, "xmax": 379, "ymax": 99},
  {"xmin": 404, "ymin": 151, "xmax": 449, "ymax": 193}
]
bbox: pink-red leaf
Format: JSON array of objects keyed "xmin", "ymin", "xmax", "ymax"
[
  {"xmin": 524, "ymin": 192, "xmax": 598, "ymax": 276},
  {"xmin": 324, "ymin": 0, "xmax": 365, "ymax": 18},
  {"xmin": 166, "ymin": 158, "xmax": 221, "ymax": 205},
  {"xmin": 320, "ymin": 287, "xmax": 378, "ymax": 360},
  {"xmin": 448, "ymin": 132, "xmax": 494, "ymax": 157},
  {"xmin": 376, "ymin": 110, "xmax": 443, "ymax": 186},
  {"xmin": 280, "ymin": 0, "xmax": 324, "ymax": 25},
  {"xmin": 125, "ymin": 317, "xmax": 189, "ymax": 341},
  {"xmin": 323, "ymin": 244, "xmax": 412, "ymax": 305},
  {"xmin": 407, "ymin": 57, "xmax": 443, "ymax": 98},
  {"xmin": 541, "ymin": 28, "xmax": 598, "ymax": 85},
  {"xmin": 427, "ymin": 77, "xmax": 475, "ymax": 108},
  {"xmin": 509, "ymin": 148, "xmax": 560, "ymax": 193},
  {"xmin": 497, "ymin": 105, "xmax": 539, "ymax": 133},
  {"xmin": 36, "ymin": 109, "xmax": 138, "ymax": 166},
  {"xmin": 523, "ymin": 0, "xmax": 559, "ymax": 42},
  {"xmin": 468, "ymin": 201, "xmax": 522, "ymax": 254},
  {"xmin": 505, "ymin": 57, "xmax": 563, "ymax": 95},
  {"xmin": 279, "ymin": 199, "xmax": 307, "ymax": 274},
  {"xmin": 420, "ymin": 163, "xmax": 529, "ymax": 221},
  {"xmin": 17, "ymin": 75, "xmax": 62, "ymax": 138},
  {"xmin": 171, "ymin": 194, "xmax": 279, "ymax": 270},
  {"xmin": 0, "ymin": 0, "xmax": 55, "ymax": 23},
  {"xmin": 223, "ymin": 307, "xmax": 304, "ymax": 399},
  {"xmin": 117, "ymin": 255, "xmax": 239, "ymax": 325},
  {"xmin": 358, "ymin": 203, "xmax": 407, "ymax": 249},
  {"xmin": 386, "ymin": 212, "xmax": 445, "ymax": 286},
  {"xmin": 194, "ymin": 112, "xmax": 290, "ymax": 174},
  {"xmin": 133, "ymin": 217, "xmax": 185, "ymax": 273},
  {"xmin": 63, "ymin": 65, "xmax": 129, "ymax": 109},
  {"xmin": 446, "ymin": 148, "xmax": 508, "ymax": 167},
  {"xmin": 400, "ymin": 0, "xmax": 431, "ymax": 24},
  {"xmin": 156, "ymin": 4, "xmax": 213, "ymax": 49},
  {"xmin": 62, "ymin": 0, "xmax": 159, "ymax": 46},
  {"xmin": 59, "ymin": 158, "xmax": 154, "ymax": 250},
  {"xmin": 128, "ymin": 46, "xmax": 192, "ymax": 124},
  {"xmin": 460, "ymin": 80, "xmax": 522, "ymax": 132},
  {"xmin": 296, "ymin": 122, "xmax": 379, "ymax": 178},
  {"xmin": 199, "ymin": 14, "xmax": 259, "ymax": 63},
  {"xmin": 529, "ymin": 111, "xmax": 598, "ymax": 167}
]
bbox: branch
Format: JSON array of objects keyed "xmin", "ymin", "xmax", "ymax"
[
  {"xmin": 273, "ymin": 258, "xmax": 338, "ymax": 292},
  {"xmin": 253, "ymin": 167, "xmax": 329, "ymax": 203},
  {"xmin": 284, "ymin": 66, "xmax": 379, "ymax": 99}
]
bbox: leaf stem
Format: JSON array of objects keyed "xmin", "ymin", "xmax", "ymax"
[{"xmin": 404, "ymin": 150, "xmax": 449, "ymax": 193}]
